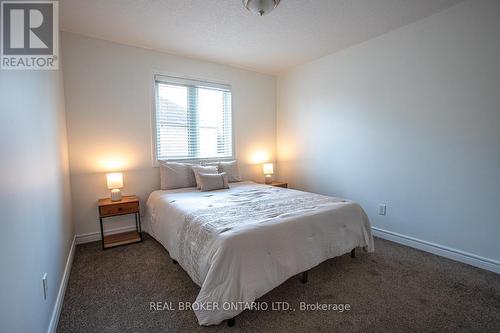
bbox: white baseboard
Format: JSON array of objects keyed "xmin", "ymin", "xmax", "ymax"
[
  {"xmin": 47, "ymin": 235, "xmax": 76, "ymax": 333},
  {"xmin": 76, "ymin": 225, "xmax": 137, "ymax": 244},
  {"xmin": 372, "ymin": 227, "xmax": 500, "ymax": 274}
]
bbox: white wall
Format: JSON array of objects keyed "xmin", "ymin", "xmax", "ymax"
[
  {"xmin": 62, "ymin": 32, "xmax": 276, "ymax": 237},
  {"xmin": 277, "ymin": 0, "xmax": 500, "ymax": 265},
  {"xmin": 0, "ymin": 57, "xmax": 73, "ymax": 330}
]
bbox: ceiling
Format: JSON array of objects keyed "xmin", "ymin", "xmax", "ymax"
[{"xmin": 60, "ymin": 0, "xmax": 465, "ymax": 74}]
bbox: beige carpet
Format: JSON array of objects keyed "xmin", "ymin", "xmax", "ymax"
[{"xmin": 57, "ymin": 235, "xmax": 500, "ymax": 332}]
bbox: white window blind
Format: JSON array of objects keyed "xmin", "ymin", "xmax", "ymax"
[{"xmin": 154, "ymin": 75, "xmax": 233, "ymax": 161}]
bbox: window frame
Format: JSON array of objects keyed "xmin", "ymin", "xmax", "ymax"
[{"xmin": 151, "ymin": 73, "xmax": 235, "ymax": 166}]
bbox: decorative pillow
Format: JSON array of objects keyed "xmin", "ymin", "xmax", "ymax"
[
  {"xmin": 159, "ymin": 161, "xmax": 197, "ymax": 190},
  {"xmin": 191, "ymin": 165, "xmax": 219, "ymax": 189},
  {"xmin": 201, "ymin": 161, "xmax": 220, "ymax": 168},
  {"xmin": 198, "ymin": 172, "xmax": 229, "ymax": 192},
  {"xmin": 218, "ymin": 160, "xmax": 242, "ymax": 182}
]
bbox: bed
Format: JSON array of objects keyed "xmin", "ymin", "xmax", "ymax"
[{"xmin": 144, "ymin": 181, "xmax": 374, "ymax": 326}]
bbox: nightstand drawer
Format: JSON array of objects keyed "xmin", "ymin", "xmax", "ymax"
[
  {"xmin": 99, "ymin": 202, "xmax": 138, "ymax": 217},
  {"xmin": 270, "ymin": 181, "xmax": 288, "ymax": 188}
]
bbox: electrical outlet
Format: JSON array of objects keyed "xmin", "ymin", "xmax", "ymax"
[
  {"xmin": 42, "ymin": 273, "xmax": 48, "ymax": 300},
  {"xmin": 378, "ymin": 204, "xmax": 387, "ymax": 216}
]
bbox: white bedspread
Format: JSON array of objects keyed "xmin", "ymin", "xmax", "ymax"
[{"xmin": 145, "ymin": 181, "xmax": 374, "ymax": 325}]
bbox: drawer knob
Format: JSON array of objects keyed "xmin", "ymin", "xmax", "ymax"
[{"xmin": 118, "ymin": 207, "xmax": 122, "ymax": 211}]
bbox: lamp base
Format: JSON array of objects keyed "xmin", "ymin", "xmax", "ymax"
[
  {"xmin": 110, "ymin": 189, "xmax": 122, "ymax": 201},
  {"xmin": 264, "ymin": 175, "xmax": 272, "ymax": 184}
]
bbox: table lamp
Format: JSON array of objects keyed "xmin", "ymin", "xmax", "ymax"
[
  {"xmin": 106, "ymin": 172, "xmax": 123, "ymax": 201},
  {"xmin": 263, "ymin": 163, "xmax": 274, "ymax": 184}
]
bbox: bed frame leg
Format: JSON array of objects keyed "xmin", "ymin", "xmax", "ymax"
[
  {"xmin": 227, "ymin": 317, "xmax": 235, "ymax": 327},
  {"xmin": 350, "ymin": 248, "xmax": 356, "ymax": 258},
  {"xmin": 172, "ymin": 259, "xmax": 178, "ymax": 264},
  {"xmin": 301, "ymin": 271, "xmax": 308, "ymax": 284}
]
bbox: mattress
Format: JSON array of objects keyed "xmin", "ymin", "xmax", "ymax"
[{"xmin": 144, "ymin": 181, "xmax": 374, "ymax": 325}]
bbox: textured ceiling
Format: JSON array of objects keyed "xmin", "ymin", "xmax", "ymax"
[{"xmin": 60, "ymin": 0, "xmax": 465, "ymax": 74}]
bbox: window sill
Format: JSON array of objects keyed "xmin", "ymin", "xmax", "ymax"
[{"xmin": 153, "ymin": 157, "xmax": 235, "ymax": 167}]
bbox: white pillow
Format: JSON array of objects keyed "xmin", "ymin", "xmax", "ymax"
[
  {"xmin": 201, "ymin": 161, "xmax": 220, "ymax": 168},
  {"xmin": 191, "ymin": 165, "xmax": 218, "ymax": 189},
  {"xmin": 218, "ymin": 160, "xmax": 242, "ymax": 182},
  {"xmin": 198, "ymin": 172, "xmax": 229, "ymax": 192},
  {"xmin": 159, "ymin": 161, "xmax": 197, "ymax": 190}
]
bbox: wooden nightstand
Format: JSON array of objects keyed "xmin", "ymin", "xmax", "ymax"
[
  {"xmin": 269, "ymin": 181, "xmax": 288, "ymax": 188},
  {"xmin": 98, "ymin": 195, "xmax": 142, "ymax": 250}
]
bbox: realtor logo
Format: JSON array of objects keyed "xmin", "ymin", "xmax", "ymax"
[{"xmin": 1, "ymin": 0, "xmax": 59, "ymax": 69}]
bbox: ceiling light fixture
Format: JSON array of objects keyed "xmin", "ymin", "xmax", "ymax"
[{"xmin": 243, "ymin": 0, "xmax": 280, "ymax": 16}]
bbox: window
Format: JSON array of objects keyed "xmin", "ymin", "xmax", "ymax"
[{"xmin": 153, "ymin": 75, "xmax": 233, "ymax": 162}]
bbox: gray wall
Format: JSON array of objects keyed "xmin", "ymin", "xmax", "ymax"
[
  {"xmin": 0, "ymin": 55, "xmax": 73, "ymax": 331},
  {"xmin": 277, "ymin": 0, "xmax": 500, "ymax": 265}
]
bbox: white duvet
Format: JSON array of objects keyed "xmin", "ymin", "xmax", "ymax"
[{"xmin": 144, "ymin": 181, "xmax": 374, "ymax": 325}]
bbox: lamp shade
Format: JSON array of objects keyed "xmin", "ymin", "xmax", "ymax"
[
  {"xmin": 106, "ymin": 172, "xmax": 123, "ymax": 189},
  {"xmin": 263, "ymin": 163, "xmax": 274, "ymax": 175}
]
